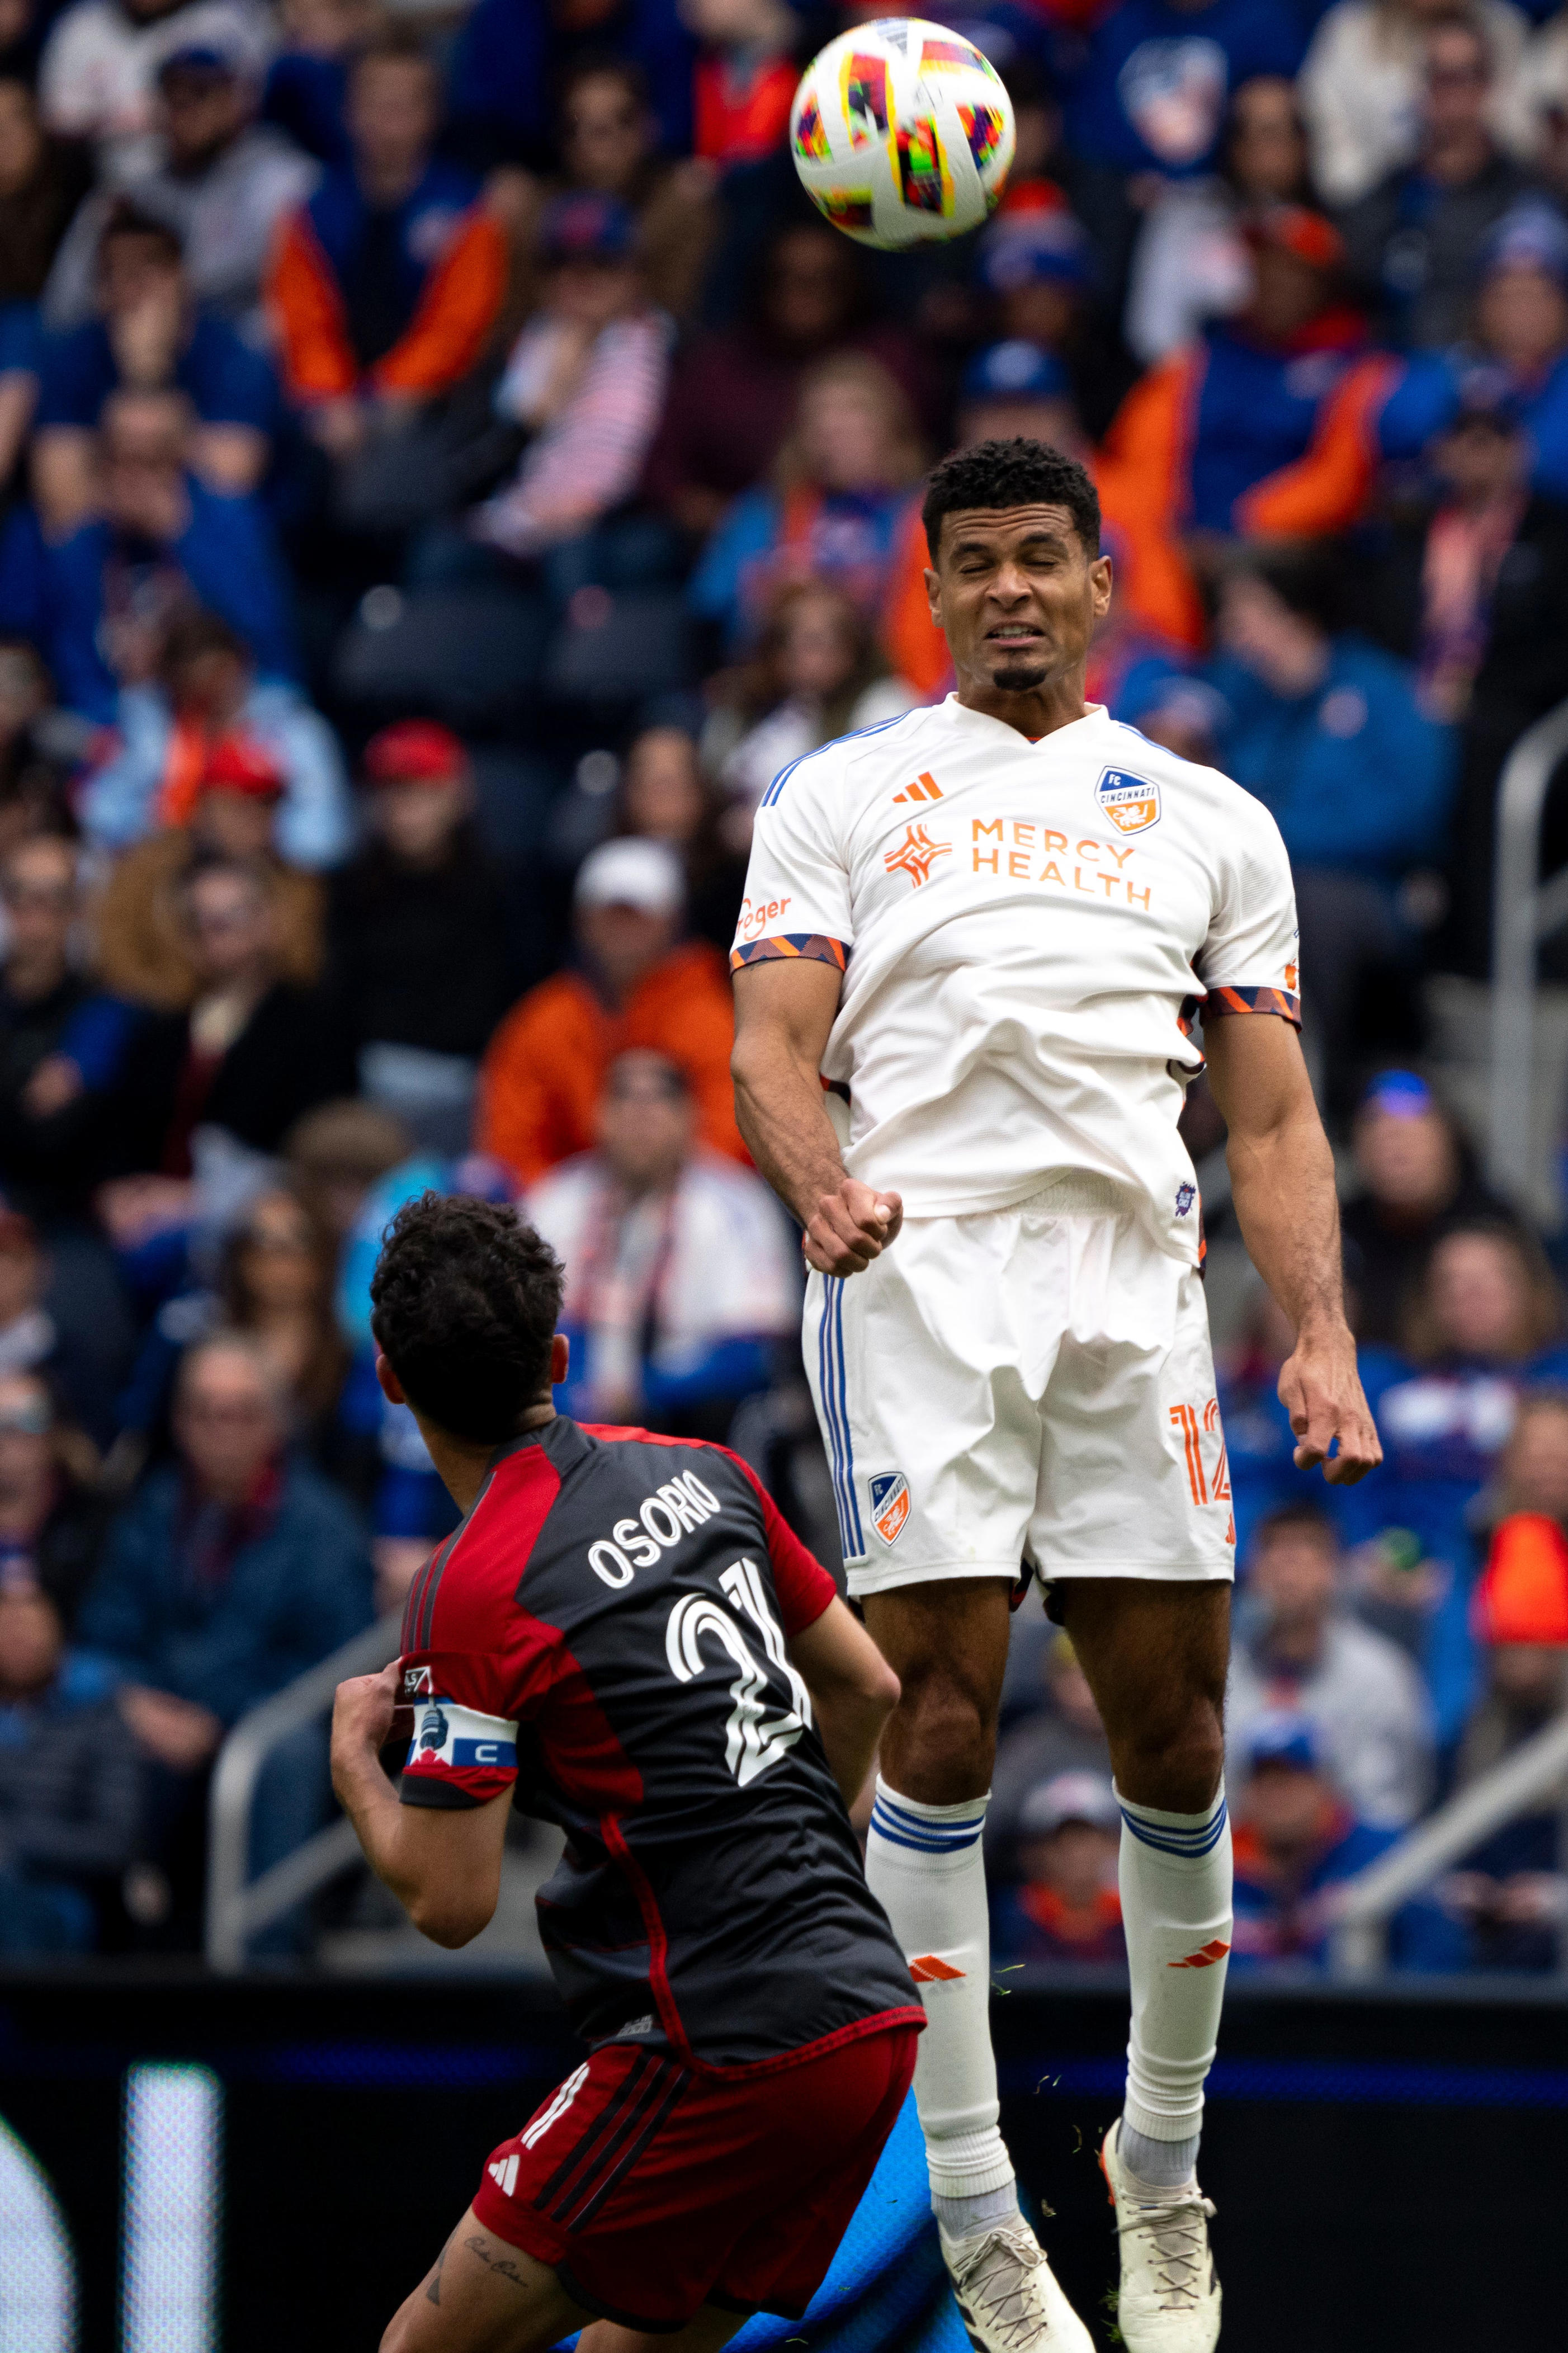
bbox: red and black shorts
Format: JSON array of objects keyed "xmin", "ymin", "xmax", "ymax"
[{"xmin": 470, "ymin": 2018, "xmax": 920, "ymax": 2333}]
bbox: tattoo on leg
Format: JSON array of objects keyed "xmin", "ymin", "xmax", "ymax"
[
  {"xmin": 464, "ymin": 2234, "xmax": 535, "ymax": 2292},
  {"xmin": 426, "ymin": 2242, "xmax": 450, "ymax": 2306}
]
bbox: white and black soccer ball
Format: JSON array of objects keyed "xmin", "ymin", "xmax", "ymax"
[{"xmin": 789, "ymin": 18, "xmax": 1016, "ymax": 251}]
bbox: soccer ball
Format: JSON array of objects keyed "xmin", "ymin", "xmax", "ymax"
[{"xmin": 790, "ymin": 18, "xmax": 1015, "ymax": 251}]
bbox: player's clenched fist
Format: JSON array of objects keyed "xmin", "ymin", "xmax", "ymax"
[{"xmin": 803, "ymin": 1179, "xmax": 903, "ymax": 1276}]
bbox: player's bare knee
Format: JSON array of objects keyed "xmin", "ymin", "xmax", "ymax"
[
  {"xmin": 882, "ymin": 1667, "xmax": 996, "ymax": 1799},
  {"xmin": 1115, "ymin": 1695, "xmax": 1224, "ymax": 1813}
]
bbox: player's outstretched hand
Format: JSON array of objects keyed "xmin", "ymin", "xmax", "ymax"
[
  {"xmin": 803, "ymin": 1179, "xmax": 903, "ymax": 1276},
  {"xmin": 1278, "ymin": 1326, "xmax": 1383, "ymax": 1485}
]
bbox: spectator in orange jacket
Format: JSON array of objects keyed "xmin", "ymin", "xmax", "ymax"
[
  {"xmin": 1098, "ymin": 205, "xmax": 1397, "ymax": 648},
  {"xmin": 477, "ymin": 838, "xmax": 744, "ymax": 1185},
  {"xmin": 265, "ymin": 28, "xmax": 505, "ymax": 462}
]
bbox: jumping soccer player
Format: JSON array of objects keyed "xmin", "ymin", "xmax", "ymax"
[
  {"xmin": 330, "ymin": 1193, "xmax": 923, "ymax": 2353},
  {"xmin": 729, "ymin": 437, "xmax": 1382, "ymax": 2353}
]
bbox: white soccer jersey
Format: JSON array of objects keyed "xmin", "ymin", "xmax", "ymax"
[{"xmin": 731, "ymin": 696, "xmax": 1299, "ymax": 1266}]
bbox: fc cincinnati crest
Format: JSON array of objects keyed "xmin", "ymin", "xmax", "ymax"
[
  {"xmin": 1095, "ymin": 767, "xmax": 1161, "ymax": 834},
  {"xmin": 870, "ymin": 1472, "xmax": 910, "ymax": 1545}
]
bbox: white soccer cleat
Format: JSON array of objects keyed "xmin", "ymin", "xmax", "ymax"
[
  {"xmin": 1100, "ymin": 2118, "xmax": 1221, "ymax": 2353},
  {"xmin": 938, "ymin": 2213, "xmax": 1096, "ymax": 2353}
]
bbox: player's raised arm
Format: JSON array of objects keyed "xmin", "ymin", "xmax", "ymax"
[
  {"xmin": 1203, "ymin": 1011, "xmax": 1382, "ymax": 1485},
  {"xmin": 731, "ymin": 958, "xmax": 902, "ymax": 1276}
]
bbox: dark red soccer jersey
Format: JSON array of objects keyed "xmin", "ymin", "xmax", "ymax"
[{"xmin": 398, "ymin": 1416, "xmax": 922, "ymax": 2072}]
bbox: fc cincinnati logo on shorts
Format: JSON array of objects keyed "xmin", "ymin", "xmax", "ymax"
[
  {"xmin": 1094, "ymin": 767, "xmax": 1161, "ymax": 834},
  {"xmin": 869, "ymin": 1472, "xmax": 911, "ymax": 1544}
]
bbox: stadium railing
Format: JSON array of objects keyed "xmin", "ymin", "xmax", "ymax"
[
  {"xmin": 1330, "ymin": 1702, "xmax": 1568, "ymax": 1975},
  {"xmin": 205, "ymin": 1610, "xmax": 402, "ymax": 1971},
  {"xmin": 1488, "ymin": 692, "xmax": 1568, "ymax": 1214}
]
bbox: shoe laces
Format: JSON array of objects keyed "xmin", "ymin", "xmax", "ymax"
[
  {"xmin": 947, "ymin": 2219, "xmax": 1056, "ymax": 2348},
  {"xmin": 1116, "ymin": 2190, "xmax": 1217, "ymax": 2312}
]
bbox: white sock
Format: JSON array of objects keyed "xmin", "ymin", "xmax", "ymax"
[
  {"xmin": 865, "ymin": 1778, "xmax": 1018, "ymax": 2229},
  {"xmin": 1117, "ymin": 1781, "xmax": 1231, "ymax": 2167}
]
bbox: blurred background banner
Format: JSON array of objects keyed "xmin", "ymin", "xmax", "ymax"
[{"xmin": 0, "ymin": 1975, "xmax": 1564, "ymax": 2352}]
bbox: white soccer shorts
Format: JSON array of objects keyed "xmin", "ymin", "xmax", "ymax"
[{"xmin": 803, "ymin": 1175, "xmax": 1238, "ymax": 1597}]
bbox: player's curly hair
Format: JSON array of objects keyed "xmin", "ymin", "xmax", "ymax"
[
  {"xmin": 921, "ymin": 436, "xmax": 1101, "ymax": 560},
  {"xmin": 370, "ymin": 1193, "xmax": 565, "ymax": 1444}
]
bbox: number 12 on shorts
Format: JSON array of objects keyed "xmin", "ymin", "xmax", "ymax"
[{"xmin": 1170, "ymin": 1399, "xmax": 1233, "ymax": 1530}]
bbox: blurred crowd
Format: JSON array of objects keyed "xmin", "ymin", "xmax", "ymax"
[{"xmin": 1, "ymin": 0, "xmax": 1567, "ymax": 1973}]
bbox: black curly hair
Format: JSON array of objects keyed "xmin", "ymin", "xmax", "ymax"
[
  {"xmin": 369, "ymin": 1193, "xmax": 565, "ymax": 1444},
  {"xmin": 922, "ymin": 436, "xmax": 1101, "ymax": 562}
]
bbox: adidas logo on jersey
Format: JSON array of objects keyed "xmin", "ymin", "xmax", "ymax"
[
  {"xmin": 892, "ymin": 771, "xmax": 943, "ymax": 803},
  {"xmin": 487, "ymin": 2154, "xmax": 519, "ymax": 2196},
  {"xmin": 587, "ymin": 1469, "xmax": 723, "ymax": 1588}
]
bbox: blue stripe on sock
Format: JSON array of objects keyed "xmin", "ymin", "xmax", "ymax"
[
  {"xmin": 868, "ymin": 1818, "xmax": 983, "ymax": 1855},
  {"xmin": 874, "ymin": 1792, "xmax": 988, "ymax": 1832},
  {"xmin": 1119, "ymin": 1799, "xmax": 1228, "ymax": 1859}
]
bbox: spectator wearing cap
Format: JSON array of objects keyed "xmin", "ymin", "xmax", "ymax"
[
  {"xmin": 645, "ymin": 221, "xmax": 936, "ymax": 546},
  {"xmin": 1061, "ymin": 0, "xmax": 1305, "ymax": 183},
  {"xmin": 975, "ymin": 208, "xmax": 1136, "ymax": 445},
  {"xmin": 1099, "ymin": 206, "xmax": 1398, "ymax": 650},
  {"xmin": 462, "ymin": 193, "xmax": 673, "ymax": 569},
  {"xmin": 95, "ymin": 753, "xmax": 328, "ymax": 1022},
  {"xmin": 1339, "ymin": 12, "xmax": 1539, "ymax": 353},
  {"xmin": 1227, "ymin": 1502, "xmax": 1434, "ymax": 1829},
  {"xmin": 1376, "ymin": 204, "xmax": 1568, "ymax": 502},
  {"xmin": 689, "ymin": 352, "xmax": 926, "ymax": 658},
  {"xmin": 990, "ymin": 1772, "xmax": 1125, "ymax": 1968},
  {"xmin": 43, "ymin": 34, "xmax": 319, "ymax": 347},
  {"xmin": 527, "ymin": 1048, "xmax": 796, "ymax": 1440},
  {"xmin": 324, "ymin": 722, "xmax": 509, "ymax": 1156},
  {"xmin": 1340, "ymin": 1071, "xmax": 1519, "ymax": 1346},
  {"xmin": 1342, "ymin": 1222, "xmax": 1568, "ymax": 1742},
  {"xmin": 479, "ymin": 836, "xmax": 743, "ymax": 1186},
  {"xmin": 1229, "ymin": 1711, "xmax": 1462, "ymax": 1970},
  {"xmin": 1202, "ymin": 539, "xmax": 1455, "ymax": 1082},
  {"xmin": 81, "ymin": 607, "xmax": 349, "ymax": 874},
  {"xmin": 37, "ymin": 0, "xmax": 275, "ymax": 178},
  {"xmin": 1439, "ymin": 1390, "xmax": 1568, "ymax": 1968},
  {"xmin": 1126, "ymin": 76, "xmax": 1319, "ymax": 367},
  {"xmin": 32, "ymin": 202, "xmax": 281, "ymax": 540},
  {"xmin": 0, "ymin": 1579, "xmax": 143, "ymax": 1954},
  {"xmin": 266, "ymin": 30, "xmax": 506, "ymax": 455}
]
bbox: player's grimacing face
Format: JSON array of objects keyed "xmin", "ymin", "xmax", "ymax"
[{"xmin": 925, "ymin": 504, "xmax": 1112, "ymax": 695}]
